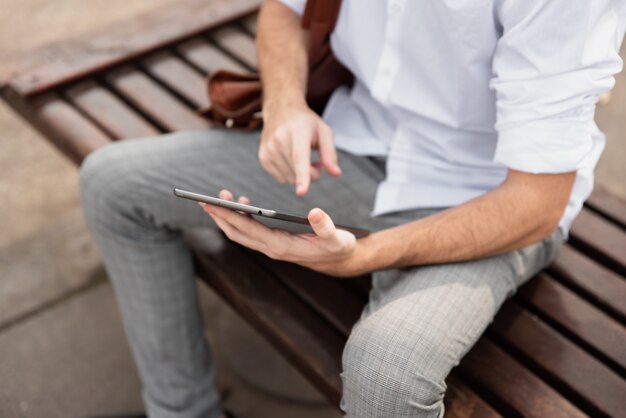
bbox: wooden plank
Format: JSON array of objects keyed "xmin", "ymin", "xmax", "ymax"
[
  {"xmin": 517, "ymin": 273, "xmax": 626, "ymax": 374},
  {"xmin": 444, "ymin": 375, "xmax": 502, "ymax": 418},
  {"xmin": 0, "ymin": 0, "xmax": 261, "ymax": 96},
  {"xmin": 65, "ymin": 79, "xmax": 159, "ymax": 139},
  {"xmin": 186, "ymin": 234, "xmax": 345, "ymax": 406},
  {"xmin": 569, "ymin": 209, "xmax": 626, "ymax": 276},
  {"xmin": 344, "ymin": 275, "xmax": 373, "ymax": 299},
  {"xmin": 248, "ymin": 251, "xmax": 367, "ymax": 337},
  {"xmin": 1, "ymin": 88, "xmax": 111, "ymax": 164},
  {"xmin": 459, "ymin": 338, "xmax": 587, "ymax": 418},
  {"xmin": 550, "ymin": 245, "xmax": 626, "ymax": 323},
  {"xmin": 105, "ymin": 65, "xmax": 209, "ymax": 132},
  {"xmin": 177, "ymin": 38, "xmax": 247, "ymax": 74},
  {"xmin": 240, "ymin": 13, "xmax": 258, "ymax": 35},
  {"xmin": 209, "ymin": 25, "xmax": 258, "ymax": 69},
  {"xmin": 491, "ymin": 302, "xmax": 626, "ymax": 417},
  {"xmin": 586, "ymin": 186, "xmax": 626, "ymax": 228},
  {"xmin": 142, "ymin": 51, "xmax": 209, "ymax": 109}
]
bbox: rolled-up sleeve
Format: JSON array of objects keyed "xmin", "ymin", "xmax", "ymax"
[
  {"xmin": 276, "ymin": 0, "xmax": 306, "ymax": 16},
  {"xmin": 491, "ymin": 0, "xmax": 625, "ymax": 173}
]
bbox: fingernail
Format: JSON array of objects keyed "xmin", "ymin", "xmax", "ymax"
[
  {"xmin": 310, "ymin": 208, "xmax": 323, "ymax": 223},
  {"xmin": 198, "ymin": 202, "xmax": 206, "ymax": 208}
]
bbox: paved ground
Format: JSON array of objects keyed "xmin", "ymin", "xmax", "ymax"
[{"xmin": 0, "ymin": 1, "xmax": 624, "ymax": 417}]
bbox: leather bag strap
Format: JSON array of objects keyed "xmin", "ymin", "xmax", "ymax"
[{"xmin": 302, "ymin": 0, "xmax": 343, "ymax": 66}]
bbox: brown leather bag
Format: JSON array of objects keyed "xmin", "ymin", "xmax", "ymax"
[{"xmin": 199, "ymin": 0, "xmax": 352, "ymax": 130}]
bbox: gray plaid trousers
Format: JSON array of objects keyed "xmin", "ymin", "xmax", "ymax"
[{"xmin": 79, "ymin": 128, "xmax": 562, "ymax": 418}]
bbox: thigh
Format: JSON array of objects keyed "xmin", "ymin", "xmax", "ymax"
[
  {"xmin": 80, "ymin": 128, "xmax": 388, "ymax": 234},
  {"xmin": 363, "ymin": 229, "xmax": 563, "ymax": 368},
  {"xmin": 341, "ymin": 231, "xmax": 562, "ymax": 416}
]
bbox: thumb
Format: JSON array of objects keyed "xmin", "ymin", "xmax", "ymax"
[{"xmin": 308, "ymin": 208, "xmax": 336, "ymax": 239}]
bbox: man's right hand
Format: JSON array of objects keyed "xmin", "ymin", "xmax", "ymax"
[
  {"xmin": 259, "ymin": 101, "xmax": 342, "ymax": 196},
  {"xmin": 256, "ymin": 1, "xmax": 340, "ymax": 196}
]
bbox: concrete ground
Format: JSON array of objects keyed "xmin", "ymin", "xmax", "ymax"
[{"xmin": 0, "ymin": 1, "xmax": 624, "ymax": 417}]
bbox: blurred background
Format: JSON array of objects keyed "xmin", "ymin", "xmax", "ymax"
[{"xmin": 0, "ymin": 1, "xmax": 624, "ymax": 417}]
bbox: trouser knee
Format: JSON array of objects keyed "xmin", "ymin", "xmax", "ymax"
[
  {"xmin": 341, "ymin": 313, "xmax": 447, "ymax": 417},
  {"xmin": 79, "ymin": 143, "xmax": 149, "ymax": 237}
]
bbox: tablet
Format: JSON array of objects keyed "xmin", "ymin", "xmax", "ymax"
[{"xmin": 173, "ymin": 188, "xmax": 370, "ymax": 238}]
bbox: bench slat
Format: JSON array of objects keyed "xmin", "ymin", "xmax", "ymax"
[
  {"xmin": 570, "ymin": 209, "xmax": 626, "ymax": 276},
  {"xmin": 248, "ymin": 253, "xmax": 365, "ymax": 337},
  {"xmin": 550, "ymin": 245, "xmax": 626, "ymax": 323},
  {"xmin": 2, "ymin": 89, "xmax": 111, "ymax": 164},
  {"xmin": 142, "ymin": 51, "xmax": 209, "ymax": 109},
  {"xmin": 444, "ymin": 376, "xmax": 502, "ymax": 418},
  {"xmin": 586, "ymin": 186, "xmax": 626, "ymax": 229},
  {"xmin": 517, "ymin": 273, "xmax": 626, "ymax": 374},
  {"xmin": 188, "ymin": 235, "xmax": 346, "ymax": 406},
  {"xmin": 210, "ymin": 26, "xmax": 258, "ymax": 70},
  {"xmin": 459, "ymin": 338, "xmax": 586, "ymax": 418},
  {"xmin": 34, "ymin": 94, "xmax": 112, "ymax": 164},
  {"xmin": 105, "ymin": 66, "xmax": 209, "ymax": 132},
  {"xmin": 177, "ymin": 38, "xmax": 248, "ymax": 74},
  {"xmin": 491, "ymin": 302, "xmax": 626, "ymax": 417},
  {"xmin": 65, "ymin": 80, "xmax": 159, "ymax": 139},
  {"xmin": 0, "ymin": 0, "xmax": 261, "ymax": 96}
]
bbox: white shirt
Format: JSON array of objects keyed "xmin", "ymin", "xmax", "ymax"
[{"xmin": 279, "ymin": 0, "xmax": 626, "ymax": 233}]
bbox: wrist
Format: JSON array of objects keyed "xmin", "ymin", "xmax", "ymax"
[
  {"xmin": 263, "ymin": 93, "xmax": 307, "ymax": 120},
  {"xmin": 344, "ymin": 233, "xmax": 381, "ymax": 276}
]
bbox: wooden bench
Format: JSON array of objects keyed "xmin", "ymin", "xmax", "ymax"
[{"xmin": 2, "ymin": 1, "xmax": 625, "ymax": 416}]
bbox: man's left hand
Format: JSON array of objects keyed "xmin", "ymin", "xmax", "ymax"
[{"xmin": 199, "ymin": 189, "xmax": 365, "ymax": 277}]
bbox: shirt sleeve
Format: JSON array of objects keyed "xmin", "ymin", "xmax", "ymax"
[
  {"xmin": 491, "ymin": 0, "xmax": 625, "ymax": 173},
  {"xmin": 275, "ymin": 0, "xmax": 306, "ymax": 16}
]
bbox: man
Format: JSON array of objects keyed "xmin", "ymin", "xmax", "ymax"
[{"xmin": 79, "ymin": 0, "xmax": 625, "ymax": 417}]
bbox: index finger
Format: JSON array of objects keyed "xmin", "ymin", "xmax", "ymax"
[{"xmin": 292, "ymin": 136, "xmax": 312, "ymax": 196}]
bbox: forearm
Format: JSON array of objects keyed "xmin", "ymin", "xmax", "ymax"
[
  {"xmin": 257, "ymin": 0, "xmax": 309, "ymax": 115},
  {"xmin": 355, "ymin": 170, "xmax": 575, "ymax": 273}
]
